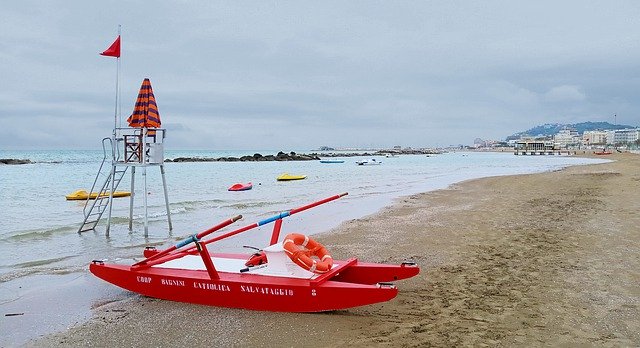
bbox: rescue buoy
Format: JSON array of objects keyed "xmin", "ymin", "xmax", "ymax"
[{"xmin": 282, "ymin": 233, "xmax": 333, "ymax": 274}]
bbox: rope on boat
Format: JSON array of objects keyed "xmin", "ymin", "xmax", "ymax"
[{"xmin": 175, "ymin": 234, "xmax": 199, "ymax": 249}]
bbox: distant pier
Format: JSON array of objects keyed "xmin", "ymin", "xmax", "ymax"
[
  {"xmin": 513, "ymin": 150, "xmax": 572, "ymax": 156},
  {"xmin": 513, "ymin": 140, "xmax": 571, "ymax": 155}
]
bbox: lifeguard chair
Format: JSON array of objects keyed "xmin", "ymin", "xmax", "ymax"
[{"xmin": 79, "ymin": 78, "xmax": 172, "ymax": 236}]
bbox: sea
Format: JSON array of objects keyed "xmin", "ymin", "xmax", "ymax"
[{"xmin": 0, "ymin": 149, "xmax": 609, "ymax": 345}]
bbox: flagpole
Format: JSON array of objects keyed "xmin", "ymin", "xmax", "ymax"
[
  {"xmin": 98, "ymin": 28, "xmax": 123, "ymax": 236},
  {"xmin": 100, "ymin": 27, "xmax": 122, "ymax": 139},
  {"xmin": 107, "ymin": 25, "xmax": 121, "ymax": 236},
  {"xmin": 113, "ymin": 25, "xmax": 121, "ymax": 136},
  {"xmin": 117, "ymin": 25, "xmax": 122, "ymax": 128}
]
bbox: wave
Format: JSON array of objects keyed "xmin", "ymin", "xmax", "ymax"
[
  {"xmin": 0, "ymin": 225, "xmax": 77, "ymax": 243},
  {"xmin": 219, "ymin": 199, "xmax": 288, "ymax": 211},
  {"xmin": 104, "ymin": 199, "xmax": 230, "ymax": 222},
  {"xmin": 10, "ymin": 255, "xmax": 77, "ymax": 269},
  {"xmin": 164, "ymin": 198, "xmax": 288, "ymax": 215},
  {"xmin": 351, "ymin": 190, "xmax": 387, "ymax": 197},
  {"xmin": 0, "ymin": 261, "xmax": 87, "ymax": 284}
]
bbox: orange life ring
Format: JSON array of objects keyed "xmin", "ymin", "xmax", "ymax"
[{"xmin": 282, "ymin": 233, "xmax": 333, "ymax": 274}]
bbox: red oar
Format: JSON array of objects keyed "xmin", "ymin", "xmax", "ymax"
[{"xmin": 131, "ymin": 215, "xmax": 242, "ymax": 269}]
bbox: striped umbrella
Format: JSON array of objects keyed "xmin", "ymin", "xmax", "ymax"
[{"xmin": 127, "ymin": 78, "xmax": 161, "ymax": 128}]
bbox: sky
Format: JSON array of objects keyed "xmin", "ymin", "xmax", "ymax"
[{"xmin": 1, "ymin": 1, "xmax": 639, "ymax": 150}]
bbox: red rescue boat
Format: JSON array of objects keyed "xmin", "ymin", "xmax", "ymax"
[
  {"xmin": 90, "ymin": 193, "xmax": 420, "ymax": 312},
  {"xmin": 228, "ymin": 182, "xmax": 253, "ymax": 191}
]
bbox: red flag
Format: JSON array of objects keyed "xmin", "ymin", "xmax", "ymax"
[{"xmin": 100, "ymin": 35, "xmax": 121, "ymax": 57}]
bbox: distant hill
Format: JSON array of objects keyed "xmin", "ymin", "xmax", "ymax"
[{"xmin": 506, "ymin": 122, "xmax": 635, "ymax": 140}]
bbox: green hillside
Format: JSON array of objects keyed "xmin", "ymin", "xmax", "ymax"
[{"xmin": 506, "ymin": 122, "xmax": 635, "ymax": 140}]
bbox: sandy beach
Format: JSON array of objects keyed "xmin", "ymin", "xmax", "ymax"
[{"xmin": 30, "ymin": 153, "xmax": 639, "ymax": 347}]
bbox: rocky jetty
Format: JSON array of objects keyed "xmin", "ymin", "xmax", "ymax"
[
  {"xmin": 166, "ymin": 149, "xmax": 442, "ymax": 163},
  {"xmin": 0, "ymin": 158, "xmax": 32, "ymax": 165},
  {"xmin": 0, "ymin": 149, "xmax": 442, "ymax": 165},
  {"xmin": 168, "ymin": 151, "xmax": 321, "ymax": 163}
]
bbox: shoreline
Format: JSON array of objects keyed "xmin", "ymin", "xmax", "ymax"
[
  {"xmin": 0, "ymin": 149, "xmax": 438, "ymax": 165},
  {"xmin": 4, "ymin": 148, "xmax": 631, "ymax": 165},
  {"xmin": 20, "ymin": 153, "xmax": 640, "ymax": 346}
]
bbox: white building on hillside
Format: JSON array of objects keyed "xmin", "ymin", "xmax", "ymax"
[
  {"xmin": 606, "ymin": 130, "xmax": 616, "ymax": 145},
  {"xmin": 554, "ymin": 128, "xmax": 580, "ymax": 148},
  {"xmin": 582, "ymin": 130, "xmax": 608, "ymax": 146},
  {"xmin": 606, "ymin": 129, "xmax": 640, "ymax": 145}
]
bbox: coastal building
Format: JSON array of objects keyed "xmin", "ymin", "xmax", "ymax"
[
  {"xmin": 582, "ymin": 130, "xmax": 607, "ymax": 146},
  {"xmin": 606, "ymin": 128, "xmax": 640, "ymax": 145},
  {"xmin": 509, "ymin": 124, "xmax": 640, "ymax": 151},
  {"xmin": 472, "ymin": 138, "xmax": 504, "ymax": 149},
  {"xmin": 616, "ymin": 129, "xmax": 639, "ymax": 144},
  {"xmin": 514, "ymin": 139, "xmax": 556, "ymax": 155},
  {"xmin": 606, "ymin": 130, "xmax": 615, "ymax": 145},
  {"xmin": 554, "ymin": 128, "xmax": 580, "ymax": 148}
]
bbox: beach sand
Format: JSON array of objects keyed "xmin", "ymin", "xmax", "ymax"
[{"xmin": 31, "ymin": 153, "xmax": 639, "ymax": 347}]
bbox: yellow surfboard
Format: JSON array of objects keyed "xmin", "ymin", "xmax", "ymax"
[{"xmin": 66, "ymin": 190, "xmax": 131, "ymax": 200}]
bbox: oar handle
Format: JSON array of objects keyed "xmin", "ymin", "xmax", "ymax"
[
  {"xmin": 196, "ymin": 215, "xmax": 243, "ymax": 239},
  {"xmin": 289, "ymin": 192, "xmax": 347, "ymax": 215}
]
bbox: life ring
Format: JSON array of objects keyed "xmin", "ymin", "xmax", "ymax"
[{"xmin": 282, "ymin": 233, "xmax": 333, "ymax": 274}]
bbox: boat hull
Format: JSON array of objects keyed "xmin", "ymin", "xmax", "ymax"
[
  {"xmin": 356, "ymin": 160, "xmax": 382, "ymax": 165},
  {"xmin": 228, "ymin": 183, "xmax": 253, "ymax": 191},
  {"xmin": 276, "ymin": 174, "xmax": 307, "ymax": 181},
  {"xmin": 331, "ymin": 261, "xmax": 419, "ymax": 284},
  {"xmin": 89, "ymin": 194, "xmax": 420, "ymax": 312},
  {"xmin": 90, "ymin": 262, "xmax": 402, "ymax": 312}
]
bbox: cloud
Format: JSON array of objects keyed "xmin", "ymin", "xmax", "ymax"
[
  {"xmin": 1, "ymin": 1, "xmax": 639, "ymax": 150},
  {"xmin": 544, "ymin": 85, "xmax": 587, "ymax": 102}
]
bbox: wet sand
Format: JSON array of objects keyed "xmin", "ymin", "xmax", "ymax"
[{"xmin": 31, "ymin": 153, "xmax": 639, "ymax": 347}]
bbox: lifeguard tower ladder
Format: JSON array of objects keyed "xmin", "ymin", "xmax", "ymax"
[{"xmin": 78, "ymin": 127, "xmax": 172, "ymax": 236}]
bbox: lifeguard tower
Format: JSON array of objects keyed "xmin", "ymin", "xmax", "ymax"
[{"xmin": 78, "ymin": 78, "xmax": 172, "ymax": 236}]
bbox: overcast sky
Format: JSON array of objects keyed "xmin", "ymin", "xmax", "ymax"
[{"xmin": 1, "ymin": 1, "xmax": 639, "ymax": 150}]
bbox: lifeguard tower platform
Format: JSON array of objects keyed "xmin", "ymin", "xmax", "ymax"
[{"xmin": 78, "ymin": 78, "xmax": 172, "ymax": 236}]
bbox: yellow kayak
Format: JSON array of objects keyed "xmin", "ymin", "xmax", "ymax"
[
  {"xmin": 66, "ymin": 190, "xmax": 131, "ymax": 201},
  {"xmin": 276, "ymin": 173, "xmax": 307, "ymax": 181}
]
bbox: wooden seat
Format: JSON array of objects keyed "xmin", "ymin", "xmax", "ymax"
[{"xmin": 124, "ymin": 134, "xmax": 142, "ymax": 163}]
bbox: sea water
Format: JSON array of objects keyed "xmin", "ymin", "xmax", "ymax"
[{"xmin": 0, "ymin": 149, "xmax": 608, "ymax": 344}]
